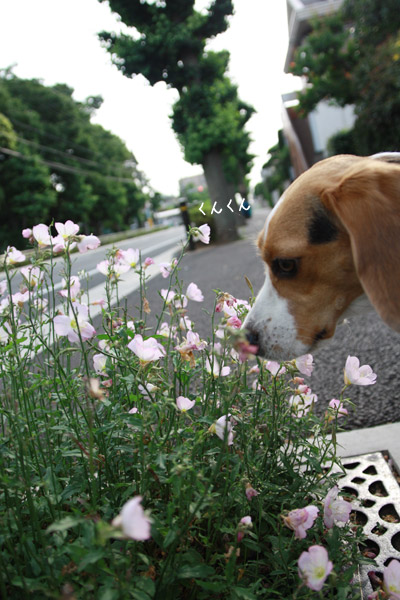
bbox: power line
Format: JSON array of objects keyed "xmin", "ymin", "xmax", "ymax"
[
  {"xmin": 14, "ymin": 134, "xmax": 135, "ymax": 173},
  {"xmin": 5, "ymin": 114, "xmax": 139, "ymax": 166},
  {"xmin": 0, "ymin": 146, "xmax": 140, "ymax": 185}
]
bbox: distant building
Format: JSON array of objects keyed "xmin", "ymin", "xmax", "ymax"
[
  {"xmin": 282, "ymin": 0, "xmax": 356, "ymax": 177},
  {"xmin": 179, "ymin": 173, "xmax": 207, "ymax": 195}
]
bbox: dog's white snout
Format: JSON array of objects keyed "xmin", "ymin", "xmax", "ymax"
[{"xmin": 243, "ymin": 272, "xmax": 308, "ymax": 360}]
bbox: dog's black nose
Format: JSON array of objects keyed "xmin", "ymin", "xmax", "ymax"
[{"xmin": 246, "ymin": 329, "xmax": 259, "ymax": 347}]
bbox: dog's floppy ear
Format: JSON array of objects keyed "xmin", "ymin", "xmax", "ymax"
[{"xmin": 322, "ymin": 159, "xmax": 400, "ymax": 332}]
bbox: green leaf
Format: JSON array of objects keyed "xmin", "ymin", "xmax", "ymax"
[
  {"xmin": 135, "ymin": 578, "xmax": 155, "ymax": 596},
  {"xmin": 99, "ymin": 589, "xmax": 120, "ymax": 600},
  {"xmin": 132, "ymin": 591, "xmax": 152, "ymax": 600},
  {"xmin": 195, "ymin": 579, "xmax": 226, "ymax": 592},
  {"xmin": 231, "ymin": 587, "xmax": 257, "ymax": 600},
  {"xmin": 46, "ymin": 516, "xmax": 83, "ymax": 533},
  {"xmin": 177, "ymin": 564, "xmax": 215, "ymax": 579},
  {"xmin": 163, "ymin": 527, "xmax": 178, "ymax": 549},
  {"xmin": 78, "ymin": 548, "xmax": 105, "ymax": 572}
]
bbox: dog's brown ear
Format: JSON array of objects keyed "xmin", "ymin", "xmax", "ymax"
[{"xmin": 322, "ymin": 159, "xmax": 400, "ymax": 332}]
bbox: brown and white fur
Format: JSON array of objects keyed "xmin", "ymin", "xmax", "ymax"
[{"xmin": 243, "ymin": 152, "xmax": 400, "ymax": 360}]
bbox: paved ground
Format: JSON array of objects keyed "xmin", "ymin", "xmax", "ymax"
[{"xmin": 115, "ymin": 206, "xmax": 400, "ymax": 431}]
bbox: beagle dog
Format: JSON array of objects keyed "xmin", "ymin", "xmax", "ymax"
[{"xmin": 244, "ymin": 152, "xmax": 400, "ymax": 360}]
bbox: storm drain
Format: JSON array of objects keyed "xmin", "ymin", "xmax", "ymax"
[{"xmin": 336, "ymin": 452, "xmax": 400, "ymax": 599}]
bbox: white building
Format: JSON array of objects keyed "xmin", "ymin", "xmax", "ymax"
[{"xmin": 282, "ymin": 0, "xmax": 356, "ymax": 177}]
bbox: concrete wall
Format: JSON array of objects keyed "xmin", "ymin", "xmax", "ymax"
[{"xmin": 308, "ymin": 102, "xmax": 356, "ymax": 156}]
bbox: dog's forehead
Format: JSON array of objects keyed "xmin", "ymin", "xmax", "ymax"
[
  {"xmin": 262, "ymin": 183, "xmax": 315, "ymax": 255},
  {"xmin": 261, "ymin": 156, "xmax": 354, "ymax": 255}
]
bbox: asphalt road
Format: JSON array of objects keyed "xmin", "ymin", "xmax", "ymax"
[{"xmin": 112, "ymin": 207, "xmax": 400, "ymax": 431}]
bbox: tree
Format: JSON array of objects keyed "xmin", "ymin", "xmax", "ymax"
[
  {"xmin": 289, "ymin": 0, "xmax": 400, "ymax": 155},
  {"xmin": 0, "ymin": 71, "xmax": 151, "ymax": 248},
  {"xmin": 255, "ymin": 134, "xmax": 291, "ymax": 206},
  {"xmin": 98, "ymin": 0, "xmax": 254, "ymax": 243},
  {"xmin": 0, "ymin": 151, "xmax": 57, "ymax": 247}
]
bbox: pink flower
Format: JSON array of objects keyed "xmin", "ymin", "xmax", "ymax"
[
  {"xmin": 344, "ymin": 355, "xmax": 377, "ymax": 386},
  {"xmin": 295, "ymin": 354, "xmax": 314, "ymax": 376},
  {"xmin": 144, "ymin": 257, "xmax": 155, "ymax": 268},
  {"xmin": 383, "ymin": 559, "xmax": 400, "ymax": 599},
  {"xmin": 5, "ymin": 246, "xmax": 26, "ymax": 265},
  {"xmin": 54, "ymin": 303, "xmax": 96, "ymax": 343},
  {"xmin": 205, "ymin": 357, "xmax": 230, "ymax": 378},
  {"xmin": 288, "ymin": 393, "xmax": 318, "ymax": 417},
  {"xmin": 209, "ymin": 414, "xmax": 235, "ymax": 445},
  {"xmin": 298, "ymin": 545, "xmax": 333, "ymax": 592},
  {"xmin": 234, "ymin": 339, "xmax": 258, "ymax": 362},
  {"xmin": 118, "ymin": 248, "xmax": 139, "ymax": 268},
  {"xmin": 12, "ymin": 291, "xmax": 30, "ymax": 307},
  {"xmin": 93, "ymin": 353, "xmax": 107, "ymax": 374},
  {"xmin": 77, "ymin": 234, "xmax": 101, "ymax": 253},
  {"xmin": 323, "ymin": 486, "xmax": 352, "ymax": 528},
  {"xmin": 97, "ymin": 259, "xmax": 130, "ymax": 278},
  {"xmin": 265, "ymin": 360, "xmax": 286, "ymax": 376},
  {"xmin": 283, "ymin": 506, "xmax": 319, "ymax": 540},
  {"xmin": 296, "ymin": 384, "xmax": 311, "ymax": 394},
  {"xmin": 186, "ymin": 282, "xmax": 204, "ymax": 302},
  {"xmin": 328, "ymin": 398, "xmax": 348, "ymax": 417},
  {"xmin": 160, "ymin": 289, "xmax": 175, "ymax": 305},
  {"xmin": 245, "ymin": 484, "xmax": 259, "ymax": 501},
  {"xmin": 112, "ymin": 496, "xmax": 151, "ymax": 541},
  {"xmin": 129, "ymin": 407, "xmax": 138, "ymax": 414},
  {"xmin": 50, "ymin": 234, "xmax": 68, "ymax": 253},
  {"xmin": 159, "ymin": 259, "xmax": 177, "ymax": 278},
  {"xmin": 227, "ymin": 315, "xmax": 242, "ymax": 328},
  {"xmin": 192, "ymin": 223, "xmax": 210, "ymax": 244},
  {"xmin": 22, "ymin": 228, "xmax": 32, "ymax": 239},
  {"xmin": 138, "ymin": 382, "xmax": 158, "ymax": 399},
  {"xmin": 180, "ymin": 331, "xmax": 207, "ymax": 351},
  {"xmin": 160, "ymin": 289, "xmax": 188, "ymax": 308},
  {"xmin": 127, "ymin": 334, "xmax": 165, "ymax": 364},
  {"xmin": 55, "ymin": 220, "xmax": 79, "ymax": 239},
  {"xmin": 157, "ymin": 322, "xmax": 173, "ymax": 337},
  {"xmin": 237, "ymin": 515, "xmax": 252, "ymax": 542},
  {"xmin": 59, "ymin": 276, "xmax": 81, "ymax": 301},
  {"xmin": 32, "ymin": 224, "xmax": 51, "ymax": 248},
  {"xmin": 176, "ymin": 396, "xmax": 195, "ymax": 411},
  {"xmin": 179, "ymin": 316, "xmax": 193, "ymax": 331}
]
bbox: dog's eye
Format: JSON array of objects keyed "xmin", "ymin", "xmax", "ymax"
[{"xmin": 272, "ymin": 258, "xmax": 299, "ymax": 278}]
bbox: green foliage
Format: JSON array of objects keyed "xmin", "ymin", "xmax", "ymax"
[
  {"xmin": 0, "ymin": 71, "xmax": 150, "ymax": 249},
  {"xmin": 172, "ymin": 74, "xmax": 254, "ymax": 183},
  {"xmin": 98, "ymin": 0, "xmax": 253, "ymax": 191},
  {"xmin": 0, "ymin": 236, "xmax": 365, "ymax": 598},
  {"xmin": 289, "ymin": 0, "xmax": 400, "ymax": 154},
  {"xmin": 98, "ymin": 0, "xmax": 233, "ymax": 91},
  {"xmin": 256, "ymin": 137, "xmax": 291, "ymax": 206},
  {"xmin": 0, "ymin": 112, "xmax": 16, "ymax": 149},
  {"xmin": 289, "ymin": 13, "xmax": 357, "ymax": 114},
  {"xmin": 327, "ymin": 129, "xmax": 357, "ymax": 156},
  {"xmin": 0, "ymin": 153, "xmax": 57, "ymax": 246}
]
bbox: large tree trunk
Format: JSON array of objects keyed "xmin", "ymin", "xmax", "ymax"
[{"xmin": 202, "ymin": 150, "xmax": 239, "ymax": 243}]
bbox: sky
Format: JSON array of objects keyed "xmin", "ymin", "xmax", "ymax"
[{"xmin": 0, "ymin": 0, "xmax": 301, "ymax": 197}]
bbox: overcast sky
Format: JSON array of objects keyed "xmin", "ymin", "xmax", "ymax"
[{"xmin": 0, "ymin": 0, "xmax": 301, "ymax": 196}]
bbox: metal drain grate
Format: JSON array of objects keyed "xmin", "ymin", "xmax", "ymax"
[{"xmin": 336, "ymin": 452, "xmax": 400, "ymax": 598}]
